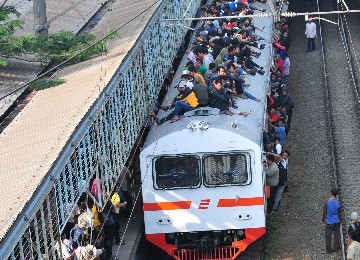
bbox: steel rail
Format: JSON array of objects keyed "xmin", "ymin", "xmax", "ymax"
[{"xmin": 317, "ymin": 0, "xmax": 347, "ymax": 259}]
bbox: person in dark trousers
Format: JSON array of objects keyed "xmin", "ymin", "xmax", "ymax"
[
  {"xmin": 322, "ymin": 187, "xmax": 342, "ymax": 254},
  {"xmin": 102, "ymin": 201, "xmax": 116, "ymax": 260},
  {"xmin": 305, "ymin": 17, "xmax": 317, "ymax": 52}
]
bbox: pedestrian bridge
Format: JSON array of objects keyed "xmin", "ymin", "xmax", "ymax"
[{"xmin": 0, "ymin": 0, "xmax": 201, "ymax": 258}]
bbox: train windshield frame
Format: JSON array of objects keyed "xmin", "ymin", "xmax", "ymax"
[
  {"xmin": 153, "ymin": 155, "xmax": 201, "ymax": 190},
  {"xmin": 202, "ymin": 152, "xmax": 252, "ymax": 187}
]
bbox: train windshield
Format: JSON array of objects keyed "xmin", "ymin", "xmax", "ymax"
[
  {"xmin": 203, "ymin": 153, "xmax": 251, "ymax": 186},
  {"xmin": 153, "ymin": 156, "xmax": 201, "ymax": 189}
]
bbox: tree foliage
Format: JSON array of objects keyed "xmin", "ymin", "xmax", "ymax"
[
  {"xmin": 0, "ymin": 5, "xmax": 115, "ymax": 67},
  {"xmin": 29, "ymin": 78, "xmax": 66, "ymax": 90},
  {"xmin": 0, "ymin": 6, "xmax": 23, "ymax": 66}
]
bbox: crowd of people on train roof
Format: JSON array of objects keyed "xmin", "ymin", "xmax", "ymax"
[{"xmin": 149, "ymin": 0, "xmax": 291, "ymax": 124}]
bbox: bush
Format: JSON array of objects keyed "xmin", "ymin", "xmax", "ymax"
[{"xmin": 29, "ymin": 78, "xmax": 66, "ymax": 90}]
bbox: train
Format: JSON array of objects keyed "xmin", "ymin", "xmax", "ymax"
[{"xmin": 140, "ymin": 3, "xmax": 273, "ymax": 260}]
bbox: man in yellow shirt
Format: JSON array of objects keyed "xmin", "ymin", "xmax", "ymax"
[{"xmin": 111, "ymin": 192, "xmax": 127, "ymax": 245}]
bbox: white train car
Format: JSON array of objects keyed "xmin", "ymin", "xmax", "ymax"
[{"xmin": 140, "ymin": 5, "xmax": 273, "ymax": 260}]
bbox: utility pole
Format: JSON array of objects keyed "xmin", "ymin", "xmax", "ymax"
[{"xmin": 33, "ymin": 0, "xmax": 49, "ymax": 37}]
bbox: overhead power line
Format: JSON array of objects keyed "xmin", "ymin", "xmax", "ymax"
[{"xmin": 161, "ymin": 9, "xmax": 360, "ymax": 21}]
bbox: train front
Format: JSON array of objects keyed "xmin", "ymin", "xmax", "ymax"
[{"xmin": 140, "ymin": 108, "xmax": 266, "ymax": 260}]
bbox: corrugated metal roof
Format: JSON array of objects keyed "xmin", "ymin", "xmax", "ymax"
[{"xmin": 0, "ymin": 0, "xmax": 160, "ymax": 240}]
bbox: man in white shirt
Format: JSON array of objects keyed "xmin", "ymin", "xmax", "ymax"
[
  {"xmin": 55, "ymin": 233, "xmax": 73, "ymax": 260},
  {"xmin": 305, "ymin": 17, "xmax": 317, "ymax": 52},
  {"xmin": 347, "ymin": 232, "xmax": 360, "ymax": 259}
]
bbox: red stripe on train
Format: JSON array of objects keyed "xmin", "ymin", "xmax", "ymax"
[
  {"xmin": 217, "ymin": 197, "xmax": 264, "ymax": 207},
  {"xmin": 143, "ymin": 201, "xmax": 192, "ymax": 211}
]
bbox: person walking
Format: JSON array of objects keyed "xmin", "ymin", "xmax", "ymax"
[
  {"xmin": 322, "ymin": 187, "xmax": 342, "ymax": 254},
  {"xmin": 305, "ymin": 17, "xmax": 317, "ymax": 52}
]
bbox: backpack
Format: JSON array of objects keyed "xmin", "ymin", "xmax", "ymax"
[{"xmin": 277, "ymin": 162, "xmax": 287, "ymax": 186}]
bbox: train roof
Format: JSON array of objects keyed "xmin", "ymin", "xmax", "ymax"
[{"xmin": 143, "ymin": 11, "xmax": 273, "ymax": 151}]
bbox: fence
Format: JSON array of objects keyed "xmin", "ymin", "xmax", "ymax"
[{"xmin": 0, "ymin": 0, "xmax": 201, "ymax": 258}]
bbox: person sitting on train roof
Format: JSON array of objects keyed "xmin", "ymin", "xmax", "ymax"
[
  {"xmin": 208, "ymin": 78, "xmax": 233, "ymax": 115},
  {"xmin": 210, "ymin": 37, "xmax": 224, "ymax": 60},
  {"xmin": 241, "ymin": 55, "xmax": 265, "ymax": 75},
  {"xmin": 188, "ymin": 65, "xmax": 206, "ymax": 85},
  {"xmin": 153, "ymin": 81, "xmax": 199, "ymax": 124},
  {"xmin": 194, "ymin": 47, "xmax": 214, "ymax": 70},
  {"xmin": 205, "ymin": 63, "xmax": 217, "ymax": 84},
  {"xmin": 195, "ymin": 59, "xmax": 208, "ymax": 78},
  {"xmin": 214, "ymin": 41, "xmax": 230, "ymax": 66},
  {"xmin": 223, "ymin": 45, "xmax": 238, "ymax": 64},
  {"xmin": 237, "ymin": 28, "xmax": 265, "ymax": 50},
  {"xmin": 226, "ymin": 63, "xmax": 261, "ymax": 102},
  {"xmin": 192, "ymin": 77, "xmax": 209, "ymax": 107},
  {"xmin": 180, "ymin": 72, "xmax": 194, "ymax": 89}
]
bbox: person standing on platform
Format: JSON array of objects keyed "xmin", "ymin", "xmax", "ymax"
[
  {"xmin": 322, "ymin": 187, "xmax": 342, "ymax": 254},
  {"xmin": 305, "ymin": 17, "xmax": 317, "ymax": 52}
]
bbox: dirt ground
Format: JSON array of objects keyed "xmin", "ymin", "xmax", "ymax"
[{"xmin": 263, "ymin": 1, "xmax": 343, "ymax": 259}]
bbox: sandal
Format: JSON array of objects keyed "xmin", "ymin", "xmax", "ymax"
[
  {"xmin": 221, "ymin": 110, "xmax": 233, "ymax": 116},
  {"xmin": 170, "ymin": 116, "xmax": 180, "ymax": 123}
]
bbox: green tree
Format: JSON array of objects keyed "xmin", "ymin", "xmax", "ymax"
[
  {"xmin": 0, "ymin": 6, "xmax": 115, "ymax": 67},
  {"xmin": 0, "ymin": 6, "xmax": 25, "ymax": 66}
]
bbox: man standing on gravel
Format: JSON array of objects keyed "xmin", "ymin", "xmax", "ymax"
[
  {"xmin": 322, "ymin": 187, "xmax": 342, "ymax": 254},
  {"xmin": 264, "ymin": 154, "xmax": 279, "ymax": 215},
  {"xmin": 305, "ymin": 16, "xmax": 317, "ymax": 52}
]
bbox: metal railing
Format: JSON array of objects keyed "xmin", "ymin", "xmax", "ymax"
[{"xmin": 0, "ymin": 0, "xmax": 201, "ymax": 259}]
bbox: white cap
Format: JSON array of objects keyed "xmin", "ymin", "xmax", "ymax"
[
  {"xmin": 178, "ymin": 81, "xmax": 187, "ymax": 87},
  {"xmin": 351, "ymin": 212, "xmax": 358, "ymax": 221}
]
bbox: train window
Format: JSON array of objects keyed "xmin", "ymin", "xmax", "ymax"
[
  {"xmin": 153, "ymin": 156, "xmax": 201, "ymax": 189},
  {"xmin": 203, "ymin": 153, "xmax": 250, "ymax": 186}
]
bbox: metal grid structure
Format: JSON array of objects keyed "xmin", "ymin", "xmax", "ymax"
[{"xmin": 0, "ymin": 0, "xmax": 201, "ymax": 258}]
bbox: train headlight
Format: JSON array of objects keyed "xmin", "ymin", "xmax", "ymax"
[
  {"xmin": 198, "ymin": 121, "xmax": 209, "ymax": 131},
  {"xmin": 187, "ymin": 121, "xmax": 210, "ymax": 131},
  {"xmin": 187, "ymin": 122, "xmax": 197, "ymax": 132}
]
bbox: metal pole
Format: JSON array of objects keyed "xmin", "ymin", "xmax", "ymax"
[{"xmin": 33, "ymin": 0, "xmax": 48, "ymax": 37}]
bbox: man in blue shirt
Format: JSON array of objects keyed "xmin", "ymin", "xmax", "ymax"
[{"xmin": 322, "ymin": 187, "xmax": 342, "ymax": 254}]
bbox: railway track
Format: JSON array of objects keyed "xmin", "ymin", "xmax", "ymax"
[{"xmin": 319, "ymin": 0, "xmax": 360, "ymax": 258}]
